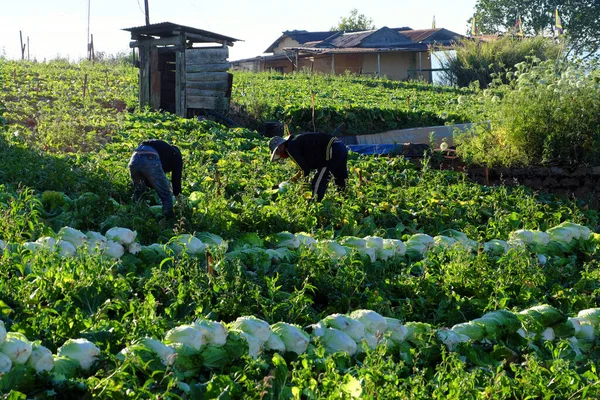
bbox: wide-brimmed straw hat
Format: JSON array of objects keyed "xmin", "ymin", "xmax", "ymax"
[{"xmin": 269, "ymin": 136, "xmax": 289, "ymax": 161}]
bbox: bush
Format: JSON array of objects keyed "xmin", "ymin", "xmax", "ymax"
[
  {"xmin": 456, "ymin": 58, "xmax": 600, "ymax": 167},
  {"xmin": 437, "ymin": 35, "xmax": 563, "ymax": 88}
]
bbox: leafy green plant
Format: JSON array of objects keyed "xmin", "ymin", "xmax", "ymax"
[
  {"xmin": 456, "ymin": 57, "xmax": 600, "ymax": 166},
  {"xmin": 436, "ymin": 35, "xmax": 564, "ymax": 88}
]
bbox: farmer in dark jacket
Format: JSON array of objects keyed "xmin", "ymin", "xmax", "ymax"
[
  {"xmin": 128, "ymin": 139, "xmax": 182, "ymax": 218},
  {"xmin": 269, "ymin": 133, "xmax": 348, "ymax": 201}
]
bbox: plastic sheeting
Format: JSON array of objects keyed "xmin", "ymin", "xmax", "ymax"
[
  {"xmin": 339, "ymin": 123, "xmax": 484, "ymax": 147},
  {"xmin": 348, "ymin": 144, "xmax": 401, "ymax": 155},
  {"xmin": 348, "ymin": 143, "xmax": 431, "ymax": 157}
]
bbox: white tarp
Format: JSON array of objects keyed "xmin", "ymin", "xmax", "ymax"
[{"xmin": 339, "ymin": 123, "xmax": 479, "ymax": 147}]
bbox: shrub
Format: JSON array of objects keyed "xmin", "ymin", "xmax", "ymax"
[
  {"xmin": 456, "ymin": 58, "xmax": 600, "ymax": 167},
  {"xmin": 437, "ymin": 35, "xmax": 563, "ymax": 88}
]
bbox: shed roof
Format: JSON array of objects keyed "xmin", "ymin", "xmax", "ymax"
[{"xmin": 122, "ymin": 21, "xmax": 240, "ymax": 43}]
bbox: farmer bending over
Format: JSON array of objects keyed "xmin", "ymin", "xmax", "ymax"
[
  {"xmin": 128, "ymin": 139, "xmax": 182, "ymax": 218},
  {"xmin": 269, "ymin": 133, "xmax": 348, "ymax": 202}
]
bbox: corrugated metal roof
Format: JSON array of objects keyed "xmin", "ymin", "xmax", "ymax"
[
  {"xmin": 400, "ymin": 28, "xmax": 463, "ymax": 44},
  {"xmin": 264, "ymin": 26, "xmax": 462, "ymax": 55},
  {"xmin": 264, "ymin": 27, "xmax": 413, "ymax": 53},
  {"xmin": 324, "ymin": 31, "xmax": 374, "ymax": 48},
  {"xmin": 264, "ymin": 30, "xmax": 340, "ymax": 53},
  {"xmin": 122, "ymin": 21, "xmax": 240, "ymax": 43},
  {"xmin": 284, "ymin": 45, "xmax": 429, "ymax": 54}
]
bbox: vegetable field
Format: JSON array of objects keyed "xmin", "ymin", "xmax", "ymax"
[
  {"xmin": 231, "ymin": 71, "xmax": 478, "ymax": 134},
  {"xmin": 0, "ymin": 59, "xmax": 600, "ymax": 399}
]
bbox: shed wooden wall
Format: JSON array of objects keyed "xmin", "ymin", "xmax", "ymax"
[{"xmin": 185, "ymin": 48, "xmax": 231, "ymax": 111}]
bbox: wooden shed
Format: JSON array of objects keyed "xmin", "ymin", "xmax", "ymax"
[{"xmin": 123, "ymin": 22, "xmax": 241, "ymax": 117}]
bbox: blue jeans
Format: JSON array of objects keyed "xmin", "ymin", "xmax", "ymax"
[{"xmin": 128, "ymin": 146, "xmax": 174, "ymax": 217}]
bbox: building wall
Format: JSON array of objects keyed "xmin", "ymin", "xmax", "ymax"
[
  {"xmin": 360, "ymin": 52, "xmax": 432, "ymax": 81},
  {"xmin": 264, "ymin": 59, "xmax": 294, "ymax": 73},
  {"xmin": 299, "ymin": 54, "xmax": 363, "ymax": 75},
  {"xmin": 248, "ymin": 50, "xmax": 434, "ymax": 82},
  {"xmin": 334, "ymin": 54, "xmax": 362, "ymax": 74},
  {"xmin": 231, "ymin": 59, "xmax": 262, "ymax": 72},
  {"xmin": 272, "ymin": 37, "xmax": 301, "ymax": 55}
]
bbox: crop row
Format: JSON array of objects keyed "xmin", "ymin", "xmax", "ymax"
[
  {"xmin": 1, "ymin": 300, "xmax": 598, "ymax": 397},
  {"xmin": 231, "ymin": 71, "xmax": 478, "ymax": 134}
]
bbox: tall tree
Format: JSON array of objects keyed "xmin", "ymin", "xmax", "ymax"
[
  {"xmin": 472, "ymin": 0, "xmax": 600, "ymax": 57},
  {"xmin": 331, "ymin": 9, "xmax": 376, "ymax": 32}
]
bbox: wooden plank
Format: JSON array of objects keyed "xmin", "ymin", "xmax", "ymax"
[
  {"xmin": 140, "ymin": 42, "xmax": 151, "ymax": 108},
  {"xmin": 176, "ymin": 49, "xmax": 184, "ymax": 117},
  {"xmin": 187, "ymin": 88, "xmax": 224, "ymax": 97},
  {"xmin": 186, "ymin": 80, "xmax": 229, "ymax": 91},
  {"xmin": 185, "ymin": 32, "xmax": 232, "ymax": 46},
  {"xmin": 185, "ymin": 63, "xmax": 231, "ymax": 73},
  {"xmin": 186, "ymin": 48, "xmax": 229, "ymax": 65},
  {"xmin": 150, "ymin": 47, "xmax": 161, "ymax": 109},
  {"xmin": 129, "ymin": 36, "xmax": 181, "ymax": 48},
  {"xmin": 186, "ymin": 72, "xmax": 229, "ymax": 82},
  {"xmin": 157, "ymin": 46, "xmax": 184, "ymax": 53},
  {"xmin": 187, "ymin": 95, "xmax": 217, "ymax": 109}
]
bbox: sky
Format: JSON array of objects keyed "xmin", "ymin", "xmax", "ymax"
[{"xmin": 1, "ymin": 0, "xmax": 477, "ymax": 62}]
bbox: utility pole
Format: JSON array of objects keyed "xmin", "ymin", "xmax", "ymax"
[{"xmin": 144, "ymin": 0, "xmax": 150, "ymax": 25}]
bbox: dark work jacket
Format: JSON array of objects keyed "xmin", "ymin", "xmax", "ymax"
[
  {"xmin": 285, "ymin": 133, "xmax": 338, "ymax": 177},
  {"xmin": 140, "ymin": 139, "xmax": 183, "ymax": 196}
]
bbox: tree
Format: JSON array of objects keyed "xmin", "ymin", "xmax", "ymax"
[
  {"xmin": 471, "ymin": 0, "xmax": 600, "ymax": 57},
  {"xmin": 331, "ymin": 9, "xmax": 376, "ymax": 32}
]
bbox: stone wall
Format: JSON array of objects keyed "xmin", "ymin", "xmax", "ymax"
[{"xmin": 466, "ymin": 166, "xmax": 600, "ymax": 208}]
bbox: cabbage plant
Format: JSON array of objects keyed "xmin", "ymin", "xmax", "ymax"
[
  {"xmin": 271, "ymin": 322, "xmax": 310, "ymax": 354},
  {"xmin": 2, "ymin": 332, "xmax": 32, "ymax": 364},
  {"xmin": 58, "ymin": 338, "xmax": 100, "ymax": 371}
]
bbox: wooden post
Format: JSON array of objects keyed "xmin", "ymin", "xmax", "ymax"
[
  {"xmin": 88, "ymin": 34, "xmax": 95, "ymax": 61},
  {"xmin": 175, "ymin": 34, "xmax": 186, "ymax": 117},
  {"xmin": 377, "ymin": 53, "xmax": 381, "ymax": 76},
  {"xmin": 27, "ymin": 37, "xmax": 30, "ymax": 60},
  {"xmin": 19, "ymin": 31, "xmax": 26, "ymax": 60},
  {"xmin": 311, "ymin": 92, "xmax": 316, "ymax": 132},
  {"xmin": 206, "ymin": 250, "xmax": 213, "ymax": 276},
  {"xmin": 83, "ymin": 74, "xmax": 88, "ymax": 99},
  {"xmin": 150, "ymin": 46, "xmax": 160, "ymax": 109},
  {"xmin": 295, "ymin": 51, "xmax": 299, "ymax": 72},
  {"xmin": 140, "ymin": 42, "xmax": 151, "ymax": 108},
  {"xmin": 331, "ymin": 53, "xmax": 335, "ymax": 74}
]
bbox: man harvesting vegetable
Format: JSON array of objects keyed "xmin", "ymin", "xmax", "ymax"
[
  {"xmin": 128, "ymin": 139, "xmax": 182, "ymax": 218},
  {"xmin": 269, "ymin": 133, "xmax": 348, "ymax": 202}
]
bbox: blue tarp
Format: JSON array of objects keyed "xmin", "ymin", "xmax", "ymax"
[{"xmin": 347, "ymin": 144, "xmax": 402, "ymax": 155}]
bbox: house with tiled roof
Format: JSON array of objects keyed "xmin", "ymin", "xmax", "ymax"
[{"xmin": 231, "ymin": 27, "xmax": 463, "ymax": 82}]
